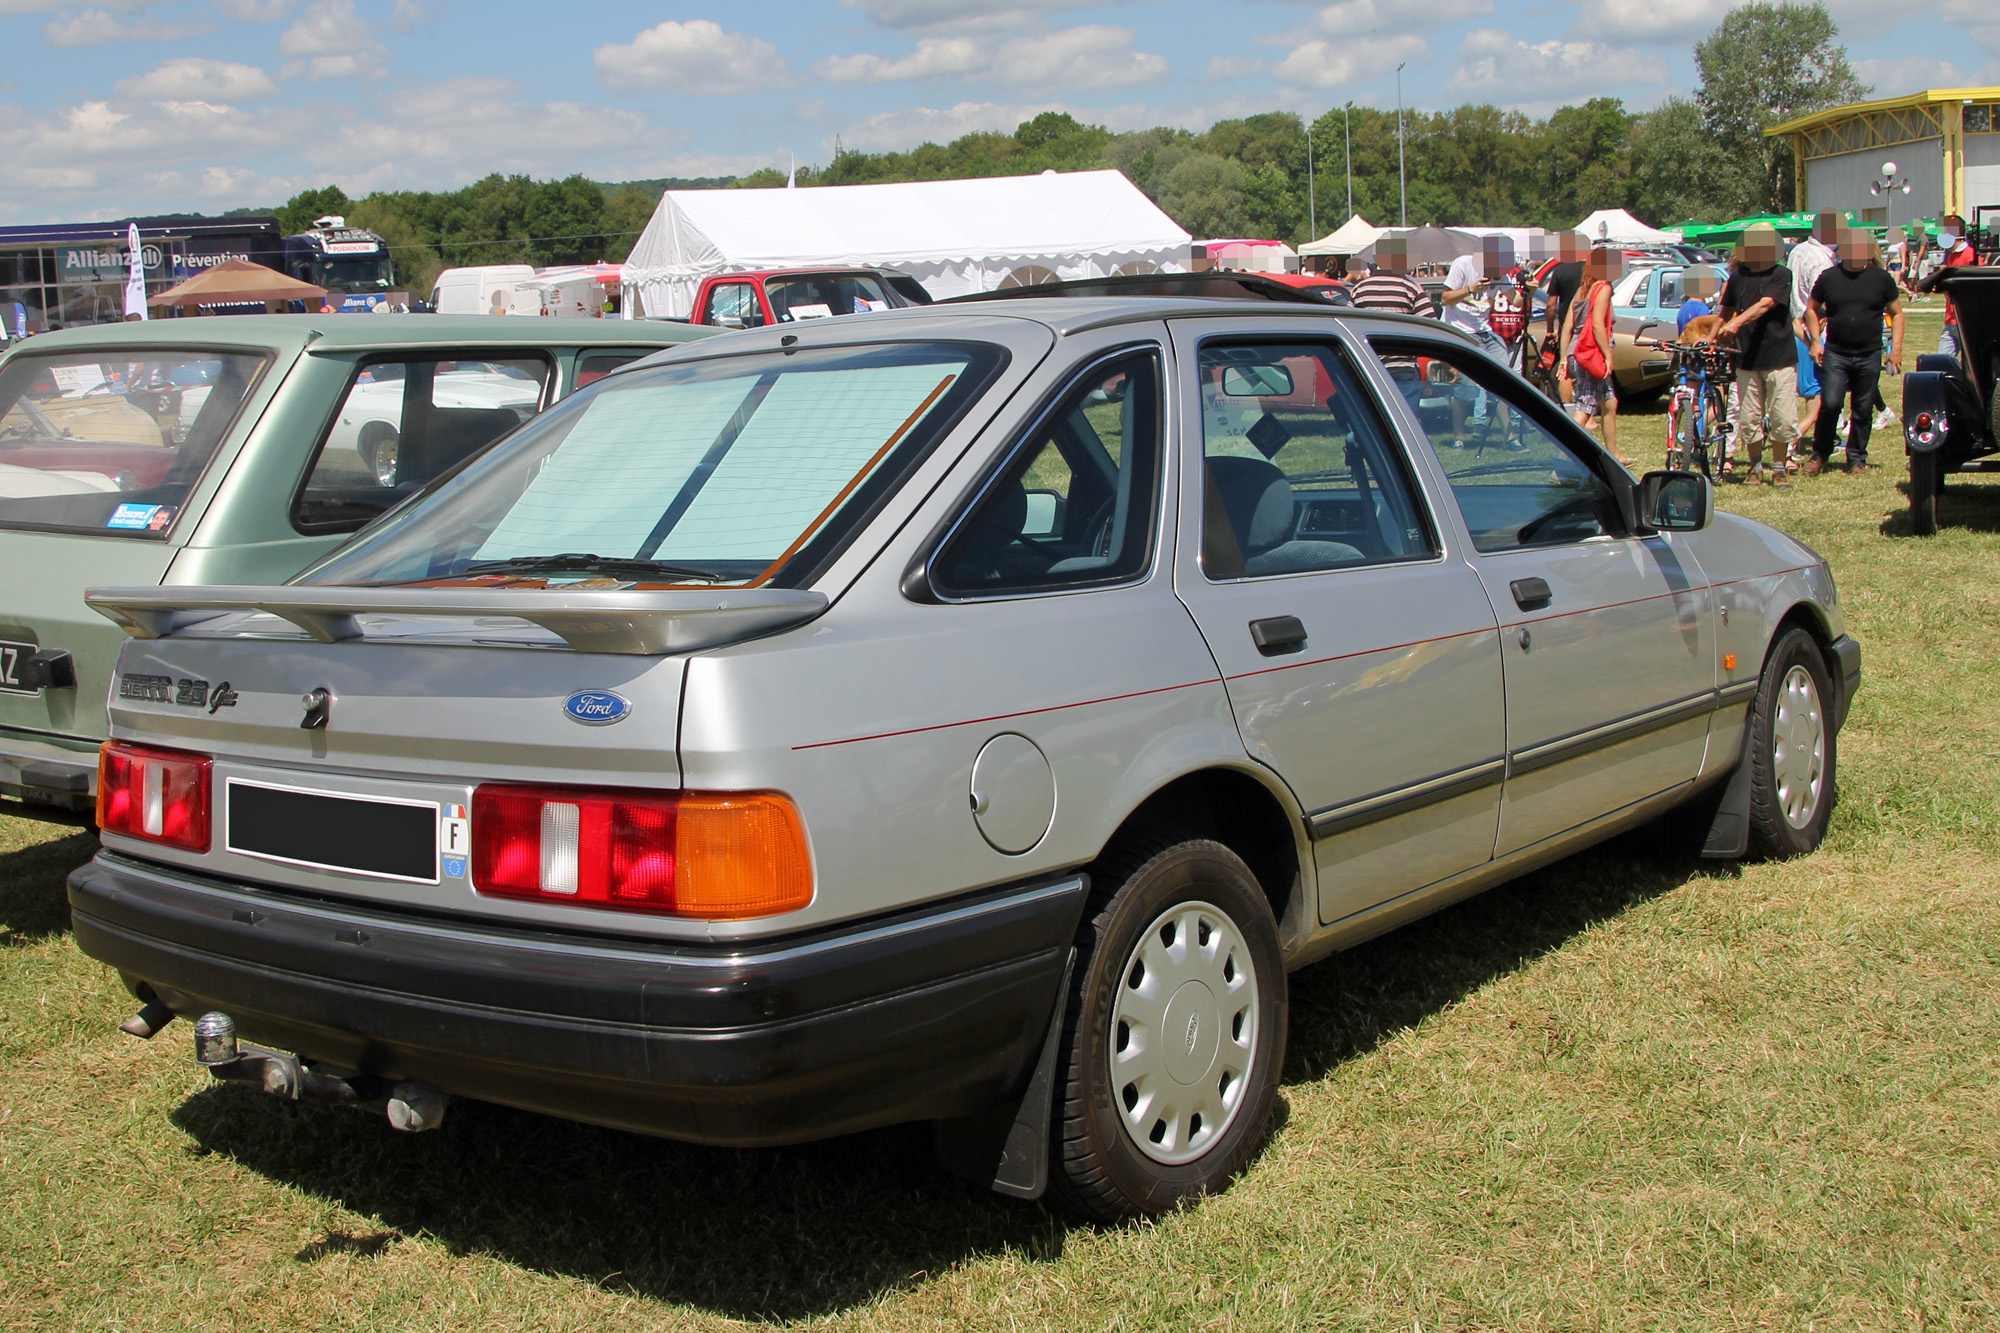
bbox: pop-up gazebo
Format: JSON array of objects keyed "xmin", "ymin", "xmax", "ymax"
[
  {"xmin": 146, "ymin": 258, "xmax": 327, "ymax": 315},
  {"xmin": 620, "ymin": 170, "xmax": 1191, "ymax": 318}
]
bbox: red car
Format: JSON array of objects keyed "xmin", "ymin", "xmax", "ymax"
[{"xmin": 689, "ymin": 267, "xmax": 933, "ymax": 328}]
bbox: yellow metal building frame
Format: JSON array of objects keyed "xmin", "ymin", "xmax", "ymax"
[{"xmin": 1766, "ymin": 87, "xmax": 2000, "ymax": 217}]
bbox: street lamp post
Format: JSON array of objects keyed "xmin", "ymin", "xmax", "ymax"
[
  {"xmin": 1343, "ymin": 100, "xmax": 1353, "ymax": 222},
  {"xmin": 1395, "ymin": 62, "xmax": 1407, "ymax": 228},
  {"xmin": 1870, "ymin": 159, "xmax": 1912, "ymax": 239},
  {"xmin": 1307, "ymin": 119, "xmax": 1315, "ymax": 240}
]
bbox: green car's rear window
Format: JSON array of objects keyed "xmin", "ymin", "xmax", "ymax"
[{"xmin": 0, "ymin": 348, "xmax": 270, "ymax": 538}]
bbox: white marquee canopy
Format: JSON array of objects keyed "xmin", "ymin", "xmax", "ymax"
[{"xmin": 620, "ymin": 170, "xmax": 1192, "ymax": 319}]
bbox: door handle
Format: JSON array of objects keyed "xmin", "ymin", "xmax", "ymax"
[
  {"xmin": 1249, "ymin": 615, "xmax": 1307, "ymax": 656},
  {"xmin": 1510, "ymin": 577, "xmax": 1553, "ymax": 610}
]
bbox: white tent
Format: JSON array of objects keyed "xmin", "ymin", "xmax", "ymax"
[
  {"xmin": 1576, "ymin": 209, "xmax": 1681, "ymax": 244},
  {"xmin": 621, "ymin": 170, "xmax": 1191, "ymax": 319},
  {"xmin": 1299, "ymin": 215, "xmax": 1383, "ymax": 256}
]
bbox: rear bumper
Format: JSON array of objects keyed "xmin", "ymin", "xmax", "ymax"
[
  {"xmin": 0, "ymin": 728, "xmax": 97, "ymax": 811},
  {"xmin": 70, "ymin": 852, "xmax": 1086, "ymax": 1146}
]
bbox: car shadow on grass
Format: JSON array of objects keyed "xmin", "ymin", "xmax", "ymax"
[
  {"xmin": 1882, "ymin": 471, "xmax": 2000, "ymax": 536},
  {"xmin": 0, "ymin": 822, "xmax": 95, "ymax": 946},
  {"xmin": 166, "ymin": 825, "xmax": 1724, "ymax": 1320}
]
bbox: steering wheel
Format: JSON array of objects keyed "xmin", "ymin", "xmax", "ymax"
[{"xmin": 1516, "ymin": 493, "xmax": 1603, "ymax": 545}]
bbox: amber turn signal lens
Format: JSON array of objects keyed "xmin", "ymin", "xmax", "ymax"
[
  {"xmin": 1724, "ymin": 653, "xmax": 1737, "ymax": 670},
  {"xmin": 673, "ymin": 792, "xmax": 814, "ymax": 919}
]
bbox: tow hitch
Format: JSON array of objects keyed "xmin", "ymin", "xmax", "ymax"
[{"xmin": 180, "ymin": 1011, "xmax": 450, "ymax": 1132}]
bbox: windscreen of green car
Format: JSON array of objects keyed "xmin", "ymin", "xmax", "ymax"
[
  {"xmin": 0, "ymin": 348, "xmax": 271, "ymax": 538},
  {"xmin": 302, "ymin": 341, "xmax": 1004, "ymax": 590}
]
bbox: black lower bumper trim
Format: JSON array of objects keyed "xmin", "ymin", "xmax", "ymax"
[{"xmin": 70, "ymin": 854, "xmax": 1087, "ymax": 1146}]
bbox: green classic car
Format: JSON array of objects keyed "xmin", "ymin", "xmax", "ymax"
[{"xmin": 0, "ymin": 315, "xmax": 713, "ymax": 811}]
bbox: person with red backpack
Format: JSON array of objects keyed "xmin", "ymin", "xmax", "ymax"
[{"xmin": 1558, "ymin": 245, "xmax": 1628, "ymax": 464}]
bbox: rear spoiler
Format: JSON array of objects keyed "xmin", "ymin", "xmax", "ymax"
[{"xmin": 84, "ymin": 585, "xmax": 828, "ymax": 656}]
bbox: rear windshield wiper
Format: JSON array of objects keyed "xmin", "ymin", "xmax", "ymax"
[{"xmin": 459, "ymin": 553, "xmax": 726, "ymax": 583}]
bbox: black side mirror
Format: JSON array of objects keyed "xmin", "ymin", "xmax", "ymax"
[{"xmin": 1637, "ymin": 469, "xmax": 1713, "ymax": 532}]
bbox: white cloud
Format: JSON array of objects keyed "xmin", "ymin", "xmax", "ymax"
[
  {"xmin": 0, "ymin": 0, "xmax": 146, "ymax": 12},
  {"xmin": 991, "ymin": 25, "xmax": 1169, "ymax": 92},
  {"xmin": 1568, "ymin": 0, "xmax": 1741, "ymax": 42},
  {"xmin": 1295, "ymin": 0, "xmax": 1492, "ymax": 37},
  {"xmin": 0, "ymin": 79, "xmax": 714, "ymax": 223},
  {"xmin": 1451, "ymin": 28, "xmax": 1667, "ymax": 103},
  {"xmin": 1851, "ymin": 55, "xmax": 1964, "ymax": 94},
  {"xmin": 836, "ymin": 99, "xmax": 1053, "ymax": 152},
  {"xmin": 593, "ymin": 19, "xmax": 796, "ymax": 94},
  {"xmin": 41, "ymin": 8, "xmax": 208, "ymax": 44},
  {"xmin": 277, "ymin": 0, "xmax": 388, "ymax": 79},
  {"xmin": 839, "ymin": 0, "xmax": 1101, "ymax": 31},
  {"xmin": 114, "ymin": 58, "xmax": 280, "ymax": 101},
  {"xmin": 1205, "ymin": 55, "xmax": 1270, "ymax": 80},
  {"xmin": 1274, "ymin": 34, "xmax": 1429, "ymax": 88},
  {"xmin": 389, "ymin": 0, "xmax": 430, "ymax": 32},
  {"xmin": 816, "ymin": 36, "xmax": 984, "ymax": 84},
  {"xmin": 211, "ymin": 0, "xmax": 294, "ymax": 17}
]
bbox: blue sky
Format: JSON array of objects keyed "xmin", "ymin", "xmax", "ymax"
[{"xmin": 0, "ymin": 0, "xmax": 1990, "ymax": 223}]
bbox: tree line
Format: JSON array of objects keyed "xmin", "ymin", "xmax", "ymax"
[{"xmin": 264, "ymin": 1, "xmax": 1866, "ymax": 296}]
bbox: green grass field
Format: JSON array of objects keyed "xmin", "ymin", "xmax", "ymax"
[{"xmin": 2, "ymin": 303, "xmax": 1995, "ymax": 1332}]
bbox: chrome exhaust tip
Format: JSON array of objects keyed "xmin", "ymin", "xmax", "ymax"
[{"xmin": 118, "ymin": 1001, "xmax": 177, "ymax": 1040}]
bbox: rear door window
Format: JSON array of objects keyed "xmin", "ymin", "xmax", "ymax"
[
  {"xmin": 0, "ymin": 347, "xmax": 270, "ymax": 537},
  {"xmin": 292, "ymin": 354, "xmax": 551, "ymax": 533}
]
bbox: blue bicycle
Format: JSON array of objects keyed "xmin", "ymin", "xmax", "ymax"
[{"xmin": 1648, "ymin": 339, "xmax": 1734, "ymax": 478}]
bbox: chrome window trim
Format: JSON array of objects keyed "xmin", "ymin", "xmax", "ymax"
[{"xmin": 911, "ymin": 340, "xmax": 1170, "ymax": 605}]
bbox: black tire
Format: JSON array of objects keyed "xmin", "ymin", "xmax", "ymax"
[
  {"xmin": 1909, "ymin": 448, "xmax": 1940, "ymax": 536},
  {"xmin": 1046, "ymin": 837, "xmax": 1286, "ymax": 1221},
  {"xmin": 1746, "ymin": 628, "xmax": 1837, "ymax": 858}
]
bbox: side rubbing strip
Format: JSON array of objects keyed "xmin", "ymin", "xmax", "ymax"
[
  {"xmin": 1308, "ymin": 759, "xmax": 1506, "ymax": 840},
  {"xmin": 1506, "ymin": 690, "xmax": 1719, "ymax": 779},
  {"xmin": 1715, "ymin": 679, "xmax": 1760, "ymax": 707}
]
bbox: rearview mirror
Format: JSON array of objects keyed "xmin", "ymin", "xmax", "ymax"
[
  {"xmin": 1221, "ymin": 364, "xmax": 1294, "ymax": 397},
  {"xmin": 1637, "ymin": 469, "xmax": 1712, "ymax": 531},
  {"xmin": 1021, "ymin": 488, "xmax": 1064, "ymax": 538}
]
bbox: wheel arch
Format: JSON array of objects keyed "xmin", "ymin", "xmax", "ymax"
[{"xmin": 1089, "ymin": 764, "xmax": 1314, "ymax": 959}]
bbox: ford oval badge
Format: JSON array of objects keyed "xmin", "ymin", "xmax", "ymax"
[{"xmin": 563, "ymin": 690, "xmax": 631, "ymax": 726}]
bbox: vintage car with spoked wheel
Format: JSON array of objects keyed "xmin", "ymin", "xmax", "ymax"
[{"xmin": 71, "ymin": 297, "xmax": 1859, "ymax": 1219}]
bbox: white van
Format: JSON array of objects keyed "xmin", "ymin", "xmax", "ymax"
[{"xmin": 429, "ymin": 265, "xmax": 540, "ymax": 316}]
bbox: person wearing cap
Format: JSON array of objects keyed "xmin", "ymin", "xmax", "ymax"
[
  {"xmin": 1918, "ymin": 214, "xmax": 1978, "ymax": 363},
  {"xmin": 1718, "ymin": 223, "xmax": 1797, "ymax": 487}
]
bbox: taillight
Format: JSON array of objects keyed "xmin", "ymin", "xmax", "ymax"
[
  {"xmin": 98, "ymin": 742, "xmax": 212, "ymax": 852},
  {"xmin": 1914, "ymin": 412, "xmax": 1931, "ymax": 432},
  {"xmin": 471, "ymin": 784, "xmax": 812, "ymax": 919}
]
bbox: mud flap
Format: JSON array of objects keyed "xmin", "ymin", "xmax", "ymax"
[
  {"xmin": 1699, "ymin": 745, "xmax": 1756, "ymax": 859},
  {"xmin": 933, "ymin": 948, "xmax": 1074, "ymax": 1199}
]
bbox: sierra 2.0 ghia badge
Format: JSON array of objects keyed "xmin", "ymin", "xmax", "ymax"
[{"xmin": 563, "ymin": 690, "xmax": 631, "ymax": 726}]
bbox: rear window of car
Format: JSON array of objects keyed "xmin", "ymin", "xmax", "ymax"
[
  {"xmin": 0, "ymin": 347, "xmax": 271, "ymax": 538},
  {"xmin": 766, "ymin": 274, "xmax": 894, "ymax": 320},
  {"xmin": 301, "ymin": 340, "xmax": 1006, "ymax": 590}
]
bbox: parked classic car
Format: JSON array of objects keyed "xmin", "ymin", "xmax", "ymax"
[
  {"xmin": 1902, "ymin": 264, "xmax": 1999, "ymax": 534},
  {"xmin": 0, "ymin": 316, "xmax": 712, "ymax": 811},
  {"xmin": 72, "ymin": 298, "xmax": 1860, "ymax": 1220}
]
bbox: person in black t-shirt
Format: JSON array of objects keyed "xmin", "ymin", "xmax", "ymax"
[
  {"xmin": 1718, "ymin": 224, "xmax": 1797, "ymax": 485},
  {"xmin": 1804, "ymin": 227, "xmax": 1903, "ymax": 474}
]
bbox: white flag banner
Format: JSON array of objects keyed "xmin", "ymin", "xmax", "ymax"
[{"xmin": 124, "ymin": 222, "xmax": 148, "ymax": 320}]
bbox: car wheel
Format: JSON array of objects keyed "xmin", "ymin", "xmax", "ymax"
[
  {"xmin": 359, "ymin": 423, "xmax": 400, "ymax": 488},
  {"xmin": 1747, "ymin": 628, "xmax": 1836, "ymax": 858},
  {"xmin": 1046, "ymin": 837, "xmax": 1286, "ymax": 1221}
]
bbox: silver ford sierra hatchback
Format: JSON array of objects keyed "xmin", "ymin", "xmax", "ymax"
[{"xmin": 71, "ymin": 299, "xmax": 1860, "ymax": 1220}]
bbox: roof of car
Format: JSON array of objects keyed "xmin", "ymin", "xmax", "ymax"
[{"xmin": 0, "ymin": 314, "xmax": 716, "ymax": 359}]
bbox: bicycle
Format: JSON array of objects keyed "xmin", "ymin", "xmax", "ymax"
[
  {"xmin": 1522, "ymin": 332, "xmax": 1564, "ymax": 405},
  {"xmin": 1644, "ymin": 338, "xmax": 1734, "ymax": 478}
]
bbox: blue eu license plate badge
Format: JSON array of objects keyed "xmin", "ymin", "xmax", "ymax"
[{"xmin": 440, "ymin": 803, "xmax": 469, "ymax": 879}]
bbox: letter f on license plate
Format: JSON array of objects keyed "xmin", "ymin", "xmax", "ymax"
[{"xmin": 440, "ymin": 803, "xmax": 470, "ymax": 879}]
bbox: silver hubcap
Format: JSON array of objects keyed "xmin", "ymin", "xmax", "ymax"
[
  {"xmin": 1108, "ymin": 900, "xmax": 1258, "ymax": 1165},
  {"xmin": 1772, "ymin": 664, "xmax": 1826, "ymax": 829}
]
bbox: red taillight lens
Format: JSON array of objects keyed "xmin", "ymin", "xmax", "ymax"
[
  {"xmin": 471, "ymin": 784, "xmax": 811, "ymax": 919},
  {"xmin": 97, "ymin": 742, "xmax": 212, "ymax": 852},
  {"xmin": 1914, "ymin": 412, "xmax": 1931, "ymax": 432}
]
